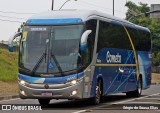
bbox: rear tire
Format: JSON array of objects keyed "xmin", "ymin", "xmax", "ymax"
[
  {"xmin": 38, "ymin": 99, "xmax": 50, "ymax": 106},
  {"xmin": 126, "ymin": 77, "xmax": 142, "ymax": 97},
  {"xmin": 135, "ymin": 77, "xmax": 142, "ymax": 97}
]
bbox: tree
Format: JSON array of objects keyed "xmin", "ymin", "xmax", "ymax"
[
  {"xmin": 152, "ymin": 51, "xmax": 160, "ymax": 66},
  {"xmin": 125, "ymin": 1, "xmax": 160, "ymax": 66}
]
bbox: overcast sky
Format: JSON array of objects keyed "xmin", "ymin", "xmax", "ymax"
[{"xmin": 0, "ymin": 0, "xmax": 159, "ymax": 41}]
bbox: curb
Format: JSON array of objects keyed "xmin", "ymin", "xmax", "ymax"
[
  {"xmin": 0, "ymin": 94, "xmax": 19, "ymax": 101},
  {"xmin": 151, "ymin": 82, "xmax": 160, "ymax": 85}
]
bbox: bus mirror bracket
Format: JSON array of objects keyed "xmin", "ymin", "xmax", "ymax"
[
  {"xmin": 8, "ymin": 32, "xmax": 22, "ymax": 52},
  {"xmin": 80, "ymin": 30, "xmax": 92, "ymax": 51}
]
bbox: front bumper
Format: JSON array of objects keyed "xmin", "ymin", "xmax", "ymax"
[{"xmin": 19, "ymin": 79, "xmax": 84, "ymax": 99}]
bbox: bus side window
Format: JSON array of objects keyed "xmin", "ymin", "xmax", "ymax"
[
  {"xmin": 97, "ymin": 20, "xmax": 132, "ymax": 52},
  {"xmin": 138, "ymin": 30, "xmax": 151, "ymax": 51},
  {"xmin": 86, "ymin": 20, "xmax": 97, "ymax": 62}
]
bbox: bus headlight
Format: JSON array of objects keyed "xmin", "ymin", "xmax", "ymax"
[
  {"xmin": 68, "ymin": 77, "xmax": 83, "ymax": 85},
  {"xmin": 70, "ymin": 80, "xmax": 77, "ymax": 85},
  {"xmin": 19, "ymin": 80, "xmax": 28, "ymax": 86}
]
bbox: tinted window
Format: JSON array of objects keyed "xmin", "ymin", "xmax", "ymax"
[
  {"xmin": 97, "ymin": 21, "xmax": 132, "ymax": 52},
  {"xmin": 138, "ymin": 30, "xmax": 151, "ymax": 51},
  {"xmin": 86, "ymin": 20, "xmax": 97, "ymax": 60},
  {"xmin": 127, "ymin": 27, "xmax": 151, "ymax": 51}
]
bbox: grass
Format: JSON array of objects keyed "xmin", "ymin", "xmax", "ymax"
[{"xmin": 0, "ymin": 49, "xmax": 18, "ymax": 81}]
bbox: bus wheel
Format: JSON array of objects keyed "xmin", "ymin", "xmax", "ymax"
[
  {"xmin": 93, "ymin": 80, "xmax": 102, "ymax": 105},
  {"xmin": 134, "ymin": 77, "xmax": 142, "ymax": 97},
  {"xmin": 38, "ymin": 99, "xmax": 50, "ymax": 106},
  {"xmin": 126, "ymin": 77, "xmax": 142, "ymax": 97}
]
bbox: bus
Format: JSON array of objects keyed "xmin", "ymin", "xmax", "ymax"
[{"xmin": 8, "ymin": 10, "xmax": 152, "ymax": 105}]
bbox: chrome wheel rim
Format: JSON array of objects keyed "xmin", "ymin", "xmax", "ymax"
[
  {"xmin": 138, "ymin": 80, "xmax": 142, "ymax": 94},
  {"xmin": 95, "ymin": 83, "xmax": 101, "ymax": 104}
]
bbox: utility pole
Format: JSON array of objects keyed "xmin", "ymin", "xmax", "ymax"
[
  {"xmin": 113, "ymin": 0, "xmax": 114, "ymax": 16},
  {"xmin": 51, "ymin": 0, "xmax": 54, "ymax": 10}
]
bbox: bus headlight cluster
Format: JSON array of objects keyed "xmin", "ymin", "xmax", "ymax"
[
  {"xmin": 68, "ymin": 77, "xmax": 83, "ymax": 85},
  {"xmin": 70, "ymin": 80, "xmax": 77, "ymax": 85},
  {"xmin": 19, "ymin": 80, "xmax": 28, "ymax": 86},
  {"xmin": 20, "ymin": 80, "xmax": 25, "ymax": 85}
]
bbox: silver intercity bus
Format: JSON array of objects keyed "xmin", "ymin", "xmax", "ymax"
[{"xmin": 8, "ymin": 10, "xmax": 151, "ymax": 106}]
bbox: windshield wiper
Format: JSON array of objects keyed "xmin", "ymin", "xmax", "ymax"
[
  {"xmin": 31, "ymin": 53, "xmax": 46, "ymax": 75},
  {"xmin": 31, "ymin": 39, "xmax": 49, "ymax": 75},
  {"xmin": 50, "ymin": 53, "xmax": 63, "ymax": 76}
]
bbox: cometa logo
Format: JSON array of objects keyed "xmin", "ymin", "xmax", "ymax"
[{"xmin": 106, "ymin": 51, "xmax": 121, "ymax": 63}]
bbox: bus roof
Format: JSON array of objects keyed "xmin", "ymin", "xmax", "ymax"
[{"xmin": 26, "ymin": 9, "xmax": 150, "ymax": 32}]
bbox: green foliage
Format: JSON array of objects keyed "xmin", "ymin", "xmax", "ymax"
[
  {"xmin": 0, "ymin": 49, "xmax": 18, "ymax": 81},
  {"xmin": 152, "ymin": 51, "xmax": 160, "ymax": 66},
  {"xmin": 149, "ymin": 19, "xmax": 160, "ymax": 51},
  {"xmin": 125, "ymin": 1, "xmax": 150, "ymax": 21},
  {"xmin": 125, "ymin": 1, "xmax": 160, "ymax": 66}
]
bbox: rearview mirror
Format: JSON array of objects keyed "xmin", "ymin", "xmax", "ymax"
[
  {"xmin": 80, "ymin": 30, "xmax": 92, "ymax": 51},
  {"xmin": 8, "ymin": 32, "xmax": 22, "ymax": 52}
]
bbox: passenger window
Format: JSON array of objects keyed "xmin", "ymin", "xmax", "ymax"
[{"xmin": 97, "ymin": 21, "xmax": 132, "ymax": 52}]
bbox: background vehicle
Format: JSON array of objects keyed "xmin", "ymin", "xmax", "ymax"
[{"xmin": 8, "ymin": 10, "xmax": 152, "ymax": 105}]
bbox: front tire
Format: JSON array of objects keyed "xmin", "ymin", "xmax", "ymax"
[
  {"xmin": 38, "ymin": 99, "xmax": 50, "ymax": 106},
  {"xmin": 92, "ymin": 80, "xmax": 102, "ymax": 105}
]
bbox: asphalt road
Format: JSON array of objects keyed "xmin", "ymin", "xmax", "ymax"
[{"xmin": 0, "ymin": 84, "xmax": 160, "ymax": 113}]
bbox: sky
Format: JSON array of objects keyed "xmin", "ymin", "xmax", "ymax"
[{"xmin": 0, "ymin": 0, "xmax": 160, "ymax": 41}]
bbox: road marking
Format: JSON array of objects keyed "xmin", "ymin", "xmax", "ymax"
[
  {"xmin": 73, "ymin": 93, "xmax": 160, "ymax": 113},
  {"xmin": 113, "ymin": 93, "xmax": 160, "ymax": 104},
  {"xmin": 0, "ymin": 98, "xmax": 20, "ymax": 103},
  {"xmin": 139, "ymin": 98, "xmax": 160, "ymax": 100},
  {"xmin": 72, "ymin": 110, "xmax": 87, "ymax": 113},
  {"xmin": 125, "ymin": 102, "xmax": 160, "ymax": 104}
]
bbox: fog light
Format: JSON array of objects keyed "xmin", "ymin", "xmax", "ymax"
[
  {"xmin": 71, "ymin": 80, "xmax": 77, "ymax": 85},
  {"xmin": 71, "ymin": 90, "xmax": 77, "ymax": 96},
  {"xmin": 21, "ymin": 90, "xmax": 26, "ymax": 95}
]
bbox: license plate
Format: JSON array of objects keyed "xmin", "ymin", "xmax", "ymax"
[{"xmin": 41, "ymin": 92, "xmax": 52, "ymax": 96}]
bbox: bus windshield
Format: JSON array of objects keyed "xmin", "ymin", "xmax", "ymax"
[{"xmin": 19, "ymin": 25, "xmax": 83, "ymax": 75}]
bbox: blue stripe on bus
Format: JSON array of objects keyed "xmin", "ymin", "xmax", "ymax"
[
  {"xmin": 26, "ymin": 18, "xmax": 83, "ymax": 25},
  {"xmin": 18, "ymin": 72, "xmax": 84, "ymax": 83}
]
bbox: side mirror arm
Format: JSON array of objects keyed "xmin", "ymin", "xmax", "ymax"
[
  {"xmin": 8, "ymin": 32, "xmax": 22, "ymax": 52},
  {"xmin": 80, "ymin": 30, "xmax": 92, "ymax": 51}
]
